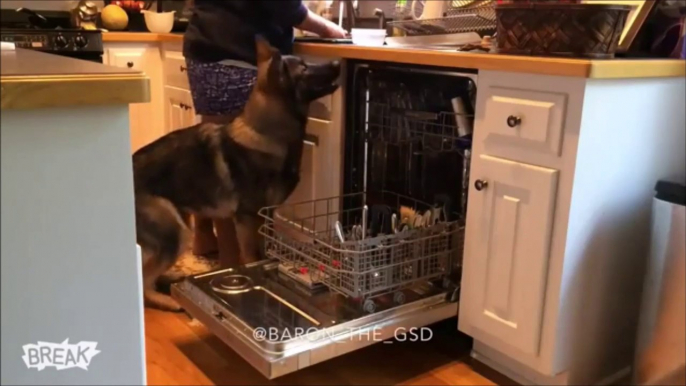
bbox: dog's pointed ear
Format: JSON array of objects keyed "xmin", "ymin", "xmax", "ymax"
[{"xmin": 255, "ymin": 35, "xmax": 278, "ymax": 65}]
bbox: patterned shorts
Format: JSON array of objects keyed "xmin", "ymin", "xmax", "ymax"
[{"xmin": 186, "ymin": 59, "xmax": 257, "ymax": 117}]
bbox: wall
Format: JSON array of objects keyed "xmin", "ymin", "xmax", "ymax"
[
  {"xmin": 0, "ymin": 0, "xmax": 393, "ymax": 17},
  {"xmin": 308, "ymin": 0, "xmax": 398, "ymax": 18}
]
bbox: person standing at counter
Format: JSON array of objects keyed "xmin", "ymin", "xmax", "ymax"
[{"xmin": 183, "ymin": 0, "xmax": 347, "ymax": 266}]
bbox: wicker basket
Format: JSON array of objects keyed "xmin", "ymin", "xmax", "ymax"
[{"xmin": 494, "ymin": 3, "xmax": 631, "ymax": 58}]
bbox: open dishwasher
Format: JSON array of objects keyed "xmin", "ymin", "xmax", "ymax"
[{"xmin": 171, "ymin": 62, "xmax": 478, "ymax": 379}]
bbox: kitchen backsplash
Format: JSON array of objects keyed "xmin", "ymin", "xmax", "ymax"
[
  {"xmin": 0, "ymin": 1, "xmax": 403, "ymax": 18},
  {"xmin": 0, "ymin": 0, "xmax": 104, "ymax": 11},
  {"xmin": 0, "ymin": 0, "xmax": 393, "ymax": 15},
  {"xmin": 307, "ymin": 0, "xmax": 398, "ymax": 18}
]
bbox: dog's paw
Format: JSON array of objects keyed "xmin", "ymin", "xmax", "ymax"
[{"xmin": 144, "ymin": 290, "xmax": 184, "ymax": 312}]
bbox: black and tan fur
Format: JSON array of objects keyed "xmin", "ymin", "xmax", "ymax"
[{"xmin": 133, "ymin": 37, "xmax": 341, "ymax": 311}]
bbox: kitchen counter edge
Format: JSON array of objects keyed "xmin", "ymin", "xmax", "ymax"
[
  {"xmin": 103, "ymin": 32, "xmax": 685, "ymax": 79},
  {"xmin": 1, "ymin": 49, "xmax": 150, "ymax": 111}
]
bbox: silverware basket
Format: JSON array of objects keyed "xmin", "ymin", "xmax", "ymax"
[{"xmin": 258, "ymin": 191, "xmax": 464, "ymax": 313}]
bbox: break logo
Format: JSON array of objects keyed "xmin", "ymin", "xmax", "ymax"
[{"xmin": 22, "ymin": 339, "xmax": 101, "ymax": 371}]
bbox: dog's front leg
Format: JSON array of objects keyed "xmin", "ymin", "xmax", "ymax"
[{"xmin": 233, "ymin": 213, "xmax": 265, "ymax": 265}]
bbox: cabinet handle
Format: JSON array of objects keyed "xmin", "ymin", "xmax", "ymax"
[
  {"xmin": 474, "ymin": 179, "xmax": 488, "ymax": 191},
  {"xmin": 127, "ymin": 61, "xmax": 134, "ymax": 68},
  {"xmin": 180, "ymin": 65, "xmax": 187, "ymax": 72},
  {"xmin": 303, "ymin": 133, "xmax": 319, "ymax": 147},
  {"xmin": 506, "ymin": 115, "xmax": 521, "ymax": 128}
]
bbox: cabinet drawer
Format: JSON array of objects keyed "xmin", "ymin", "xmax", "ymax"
[
  {"xmin": 483, "ymin": 87, "xmax": 567, "ymax": 157},
  {"xmin": 164, "ymin": 51, "xmax": 190, "ymax": 90},
  {"xmin": 106, "ymin": 48, "xmax": 145, "ymax": 73}
]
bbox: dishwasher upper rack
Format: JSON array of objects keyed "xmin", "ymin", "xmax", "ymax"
[
  {"xmin": 258, "ymin": 191, "xmax": 464, "ymax": 313},
  {"xmin": 365, "ymin": 102, "xmax": 473, "ymax": 154},
  {"xmin": 388, "ymin": 2, "xmax": 496, "ymax": 37}
]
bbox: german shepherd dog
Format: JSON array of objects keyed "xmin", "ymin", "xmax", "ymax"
[{"xmin": 132, "ymin": 37, "xmax": 341, "ymax": 311}]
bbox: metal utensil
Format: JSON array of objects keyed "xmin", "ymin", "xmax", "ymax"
[
  {"xmin": 391, "ymin": 213, "xmax": 398, "ymax": 233},
  {"xmin": 334, "ymin": 221, "xmax": 346, "ymax": 243},
  {"xmin": 351, "ymin": 225, "xmax": 362, "ymax": 241},
  {"xmin": 413, "ymin": 212, "xmax": 424, "ymax": 229},
  {"xmin": 422, "ymin": 210, "xmax": 432, "ymax": 228},
  {"xmin": 362, "ymin": 205, "xmax": 368, "ymax": 240},
  {"xmin": 431, "ymin": 206, "xmax": 443, "ymax": 225}
]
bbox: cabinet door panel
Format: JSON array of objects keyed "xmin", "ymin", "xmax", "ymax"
[
  {"xmin": 164, "ymin": 51, "xmax": 191, "ymax": 90},
  {"xmin": 164, "ymin": 86, "xmax": 195, "ymax": 134},
  {"xmin": 463, "ymin": 154, "xmax": 559, "ymax": 356},
  {"xmin": 106, "ymin": 48, "xmax": 148, "ymax": 152},
  {"xmin": 276, "ymin": 118, "xmax": 333, "ymax": 233}
]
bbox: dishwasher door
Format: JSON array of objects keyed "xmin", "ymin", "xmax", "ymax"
[{"xmin": 171, "ymin": 261, "xmax": 458, "ymax": 379}]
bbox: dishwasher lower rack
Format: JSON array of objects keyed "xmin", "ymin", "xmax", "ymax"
[{"xmin": 258, "ymin": 191, "xmax": 464, "ymax": 313}]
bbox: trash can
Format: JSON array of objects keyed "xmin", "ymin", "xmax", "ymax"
[{"xmin": 634, "ymin": 179, "xmax": 686, "ymax": 385}]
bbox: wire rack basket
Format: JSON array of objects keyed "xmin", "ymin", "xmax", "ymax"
[
  {"xmin": 365, "ymin": 102, "xmax": 473, "ymax": 153},
  {"xmin": 258, "ymin": 191, "xmax": 464, "ymax": 313},
  {"xmin": 389, "ymin": 1, "xmax": 496, "ymax": 36}
]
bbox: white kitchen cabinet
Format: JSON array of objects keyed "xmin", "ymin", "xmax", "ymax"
[
  {"xmin": 163, "ymin": 50, "xmax": 191, "ymax": 90},
  {"xmin": 280, "ymin": 117, "xmax": 336, "ymax": 224},
  {"xmin": 104, "ymin": 44, "xmax": 165, "ymax": 152},
  {"xmin": 463, "ymin": 154, "xmax": 559, "ymax": 358},
  {"xmin": 164, "ymin": 86, "xmax": 197, "ymax": 133},
  {"xmin": 459, "ymin": 70, "xmax": 686, "ymax": 386},
  {"xmin": 482, "ymin": 87, "xmax": 567, "ymax": 158},
  {"xmin": 106, "ymin": 47, "xmax": 145, "ymax": 70}
]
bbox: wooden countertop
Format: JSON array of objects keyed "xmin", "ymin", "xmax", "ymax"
[
  {"xmin": 103, "ymin": 32, "xmax": 685, "ymax": 79},
  {"xmin": 295, "ymin": 43, "xmax": 685, "ymax": 79},
  {"xmin": 104, "ymin": 31, "xmax": 184, "ymax": 43},
  {"xmin": 1, "ymin": 48, "xmax": 150, "ymax": 110}
]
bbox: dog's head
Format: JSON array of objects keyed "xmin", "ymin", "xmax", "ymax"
[{"xmin": 255, "ymin": 36, "xmax": 341, "ymax": 104}]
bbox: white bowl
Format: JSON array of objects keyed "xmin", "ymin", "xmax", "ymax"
[
  {"xmin": 141, "ymin": 10, "xmax": 175, "ymax": 34},
  {"xmin": 351, "ymin": 28, "xmax": 386, "ymax": 47}
]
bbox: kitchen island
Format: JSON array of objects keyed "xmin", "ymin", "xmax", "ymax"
[
  {"xmin": 103, "ymin": 31, "xmax": 686, "ymax": 385},
  {"xmin": 1, "ymin": 48, "xmax": 149, "ymax": 385}
]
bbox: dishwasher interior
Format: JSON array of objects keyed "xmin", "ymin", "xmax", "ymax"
[{"xmin": 172, "ymin": 62, "xmax": 478, "ymax": 379}]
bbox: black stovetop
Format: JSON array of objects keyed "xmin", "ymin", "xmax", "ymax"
[{"xmin": 0, "ymin": 8, "xmax": 74, "ymax": 31}]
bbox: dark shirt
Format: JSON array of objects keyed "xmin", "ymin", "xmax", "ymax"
[{"xmin": 183, "ymin": 0, "xmax": 309, "ymax": 64}]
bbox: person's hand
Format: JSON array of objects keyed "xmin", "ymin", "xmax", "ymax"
[
  {"xmin": 296, "ymin": 10, "xmax": 348, "ymax": 39},
  {"xmin": 321, "ymin": 19, "xmax": 347, "ymax": 39}
]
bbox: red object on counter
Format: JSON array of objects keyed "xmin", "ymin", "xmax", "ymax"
[
  {"xmin": 498, "ymin": 0, "xmax": 580, "ymax": 3},
  {"xmin": 115, "ymin": 0, "xmax": 146, "ymax": 11}
]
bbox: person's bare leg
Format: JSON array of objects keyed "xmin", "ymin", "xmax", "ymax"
[
  {"xmin": 214, "ymin": 218, "xmax": 242, "ymax": 267},
  {"xmin": 197, "ymin": 114, "xmax": 242, "ymax": 266}
]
